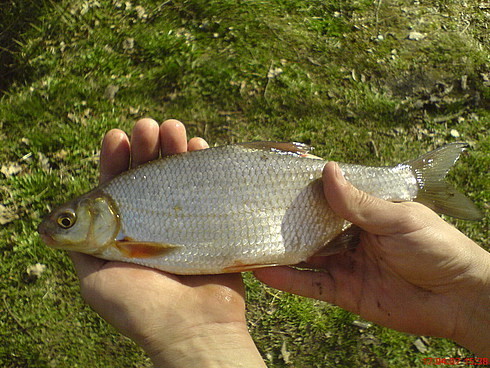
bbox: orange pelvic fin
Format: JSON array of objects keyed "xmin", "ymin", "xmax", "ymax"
[
  {"xmin": 115, "ymin": 238, "xmax": 180, "ymax": 258},
  {"xmin": 222, "ymin": 261, "xmax": 279, "ymax": 273}
]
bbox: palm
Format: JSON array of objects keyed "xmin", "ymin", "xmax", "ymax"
[
  {"xmin": 255, "ymin": 199, "xmax": 477, "ymax": 340},
  {"xmin": 306, "ymin": 231, "xmax": 458, "ymax": 337},
  {"xmin": 70, "ymin": 119, "xmax": 246, "ymax": 348},
  {"xmin": 71, "ymin": 255, "xmax": 245, "ymax": 343}
]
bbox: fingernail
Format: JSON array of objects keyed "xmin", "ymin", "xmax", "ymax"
[{"xmin": 333, "ymin": 162, "xmax": 347, "ymax": 184}]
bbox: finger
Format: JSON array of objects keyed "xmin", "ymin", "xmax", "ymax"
[
  {"xmin": 254, "ymin": 266, "xmax": 336, "ymax": 302},
  {"xmin": 69, "ymin": 251, "xmax": 106, "ymax": 281},
  {"xmin": 188, "ymin": 137, "xmax": 209, "ymax": 151},
  {"xmin": 131, "ymin": 118, "xmax": 161, "ymax": 168},
  {"xmin": 99, "ymin": 129, "xmax": 130, "ymax": 184},
  {"xmin": 323, "ymin": 161, "xmax": 421, "ymax": 235},
  {"xmin": 160, "ymin": 119, "xmax": 188, "ymax": 155}
]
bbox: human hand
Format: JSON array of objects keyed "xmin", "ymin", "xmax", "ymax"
[
  {"xmin": 70, "ymin": 119, "xmax": 266, "ymax": 367},
  {"xmin": 255, "ymin": 161, "xmax": 490, "ymax": 357}
]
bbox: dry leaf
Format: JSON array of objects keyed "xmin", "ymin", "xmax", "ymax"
[
  {"xmin": 352, "ymin": 320, "xmax": 372, "ymax": 329},
  {"xmin": 450, "ymin": 129, "xmax": 460, "ymax": 138},
  {"xmin": 134, "ymin": 5, "xmax": 147, "ymax": 19},
  {"xmin": 280, "ymin": 340, "xmax": 292, "ymax": 364},
  {"xmin": 0, "ymin": 204, "xmax": 17, "ymax": 225},
  {"xmin": 122, "ymin": 38, "xmax": 134, "ymax": 51},
  {"xmin": 1, "ymin": 162, "xmax": 22, "ymax": 177},
  {"xmin": 413, "ymin": 337, "xmax": 428, "ymax": 353},
  {"xmin": 408, "ymin": 31, "xmax": 425, "ymax": 41},
  {"xmin": 129, "ymin": 106, "xmax": 140, "ymax": 115},
  {"xmin": 37, "ymin": 152, "xmax": 51, "ymax": 171},
  {"xmin": 104, "ymin": 84, "xmax": 119, "ymax": 100},
  {"xmin": 267, "ymin": 67, "xmax": 283, "ymax": 79},
  {"xmin": 27, "ymin": 263, "xmax": 47, "ymax": 278},
  {"xmin": 53, "ymin": 149, "xmax": 69, "ymax": 161}
]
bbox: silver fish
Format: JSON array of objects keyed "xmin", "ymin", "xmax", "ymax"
[{"xmin": 38, "ymin": 142, "xmax": 481, "ymax": 274}]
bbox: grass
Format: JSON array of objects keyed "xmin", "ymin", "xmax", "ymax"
[{"xmin": 1, "ymin": 0, "xmax": 488, "ymax": 367}]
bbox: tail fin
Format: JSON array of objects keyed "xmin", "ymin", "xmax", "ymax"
[{"xmin": 409, "ymin": 143, "xmax": 482, "ymax": 221}]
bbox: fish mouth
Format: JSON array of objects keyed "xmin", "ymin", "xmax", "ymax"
[
  {"xmin": 39, "ymin": 233, "xmax": 56, "ymax": 246},
  {"xmin": 37, "ymin": 222, "xmax": 56, "ymax": 246}
]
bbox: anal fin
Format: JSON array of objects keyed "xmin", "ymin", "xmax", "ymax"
[{"xmin": 311, "ymin": 225, "xmax": 362, "ymax": 257}]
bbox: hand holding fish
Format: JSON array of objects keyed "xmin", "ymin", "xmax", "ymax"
[
  {"xmin": 255, "ymin": 164, "xmax": 490, "ymax": 358},
  {"xmin": 41, "ymin": 118, "xmax": 489, "ymax": 362},
  {"xmin": 69, "ymin": 119, "xmax": 267, "ymax": 368}
]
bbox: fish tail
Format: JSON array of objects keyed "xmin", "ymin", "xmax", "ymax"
[{"xmin": 409, "ymin": 143, "xmax": 482, "ymax": 220}]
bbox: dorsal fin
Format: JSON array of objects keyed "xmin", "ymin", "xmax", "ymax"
[{"xmin": 238, "ymin": 141, "xmax": 322, "ymax": 159}]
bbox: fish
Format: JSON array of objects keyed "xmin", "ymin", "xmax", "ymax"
[{"xmin": 38, "ymin": 142, "xmax": 482, "ymax": 275}]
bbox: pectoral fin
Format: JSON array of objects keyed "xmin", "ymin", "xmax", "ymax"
[{"xmin": 115, "ymin": 239, "xmax": 181, "ymax": 258}]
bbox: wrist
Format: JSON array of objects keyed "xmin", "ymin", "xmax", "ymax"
[
  {"xmin": 451, "ymin": 246, "xmax": 490, "ymax": 358},
  {"xmin": 146, "ymin": 322, "xmax": 267, "ymax": 368}
]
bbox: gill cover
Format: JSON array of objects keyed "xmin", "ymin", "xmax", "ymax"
[{"xmin": 38, "ymin": 190, "xmax": 120, "ymax": 255}]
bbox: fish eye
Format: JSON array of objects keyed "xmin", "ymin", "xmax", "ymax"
[{"xmin": 57, "ymin": 211, "xmax": 77, "ymax": 229}]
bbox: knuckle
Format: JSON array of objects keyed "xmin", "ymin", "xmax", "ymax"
[
  {"xmin": 349, "ymin": 189, "xmax": 378, "ymax": 219},
  {"xmin": 392, "ymin": 202, "xmax": 432, "ymax": 233}
]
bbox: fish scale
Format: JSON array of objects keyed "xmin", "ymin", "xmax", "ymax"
[{"xmin": 38, "ymin": 142, "xmax": 482, "ymax": 275}]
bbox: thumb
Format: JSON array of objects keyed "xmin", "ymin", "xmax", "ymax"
[{"xmin": 322, "ymin": 161, "xmax": 420, "ymax": 235}]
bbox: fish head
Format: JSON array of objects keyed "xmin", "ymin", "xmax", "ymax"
[{"xmin": 38, "ymin": 190, "xmax": 120, "ymax": 255}]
